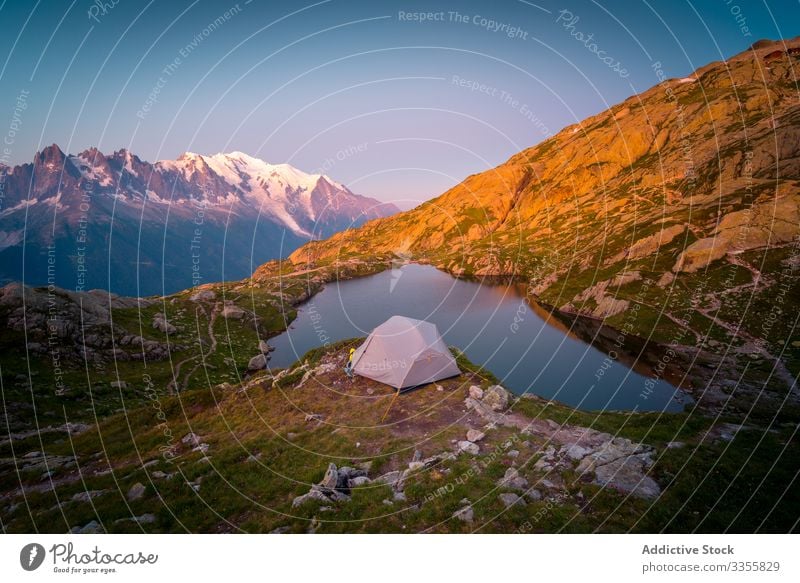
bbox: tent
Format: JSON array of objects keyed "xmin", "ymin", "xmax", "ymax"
[{"xmin": 351, "ymin": 315, "xmax": 461, "ymax": 389}]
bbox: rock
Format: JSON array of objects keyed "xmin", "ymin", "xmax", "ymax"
[
  {"xmin": 374, "ymin": 471, "xmax": 402, "ymax": 487},
  {"xmin": 565, "ymin": 444, "xmax": 590, "ymax": 461},
  {"xmin": 305, "ymin": 413, "xmax": 323, "ymax": 423},
  {"xmin": 134, "ymin": 513, "xmax": 156, "ymax": 524},
  {"xmin": 182, "ymin": 432, "xmax": 201, "ymax": 446},
  {"xmin": 412, "ymin": 450, "xmax": 422, "ymax": 462},
  {"xmin": 110, "ymin": 380, "xmax": 128, "ymax": 390},
  {"xmin": 127, "ymin": 482, "xmax": 146, "ymax": 501},
  {"xmin": 247, "ymin": 353, "xmax": 268, "ymax": 371},
  {"xmin": 70, "ymin": 520, "xmax": 104, "ymax": 534},
  {"xmin": 292, "ymin": 488, "xmax": 329, "ymax": 507},
  {"xmin": 258, "ymin": 340, "xmax": 271, "ymax": 353},
  {"xmin": 498, "ymin": 467, "xmax": 528, "ymax": 491},
  {"xmin": 526, "ymin": 489, "xmax": 542, "ymax": 501},
  {"xmin": 348, "ymin": 476, "xmax": 371, "ymax": 487},
  {"xmin": 453, "ymin": 505, "xmax": 473, "ymax": 523},
  {"xmin": 469, "ymin": 385, "xmax": 484, "ymax": 400},
  {"xmin": 320, "ymin": 463, "xmax": 339, "ymax": 489},
  {"xmin": 576, "ymin": 437, "xmax": 660, "ymax": 499},
  {"xmin": 457, "ymin": 441, "xmax": 480, "ymax": 455},
  {"xmin": 499, "ymin": 493, "xmax": 526, "ymax": 508},
  {"xmin": 152, "ymin": 313, "xmax": 176, "ymax": 334},
  {"xmin": 71, "ymin": 490, "xmax": 109, "ymax": 502},
  {"xmin": 393, "ymin": 491, "xmax": 407, "ymax": 502},
  {"xmin": 190, "ymin": 290, "xmax": 215, "ymax": 302},
  {"xmin": 152, "ymin": 471, "xmax": 168, "ymax": 478},
  {"xmin": 466, "ymin": 429, "xmax": 486, "ymax": 442},
  {"xmin": 436, "ymin": 384, "xmax": 444, "ymax": 391},
  {"xmin": 408, "ymin": 461, "xmax": 425, "ymax": 471},
  {"xmin": 221, "ymin": 305, "xmax": 245, "ymax": 319},
  {"xmin": 507, "ymin": 449, "xmax": 520, "ymax": 458},
  {"xmin": 666, "ymin": 441, "xmax": 685, "ymax": 449},
  {"xmin": 483, "ymin": 385, "xmax": 511, "ymax": 411}
]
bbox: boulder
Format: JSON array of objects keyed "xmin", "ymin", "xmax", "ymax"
[
  {"xmin": 221, "ymin": 305, "xmax": 245, "ymax": 319},
  {"xmin": 466, "ymin": 429, "xmax": 486, "ymax": 442},
  {"xmin": 152, "ymin": 314, "xmax": 176, "ymax": 334},
  {"xmin": 498, "ymin": 467, "xmax": 528, "ymax": 491},
  {"xmin": 483, "ymin": 385, "xmax": 511, "ymax": 411},
  {"xmin": 320, "ymin": 463, "xmax": 339, "ymax": 489},
  {"xmin": 247, "ymin": 354, "xmax": 268, "ymax": 371},
  {"xmin": 190, "ymin": 290, "xmax": 215, "ymax": 302},
  {"xmin": 468, "ymin": 385, "xmax": 484, "ymax": 400},
  {"xmin": 453, "ymin": 505, "xmax": 474, "ymax": 523},
  {"xmin": 110, "ymin": 381, "xmax": 128, "ymax": 390},
  {"xmin": 127, "ymin": 482, "xmax": 146, "ymax": 501},
  {"xmin": 70, "ymin": 520, "xmax": 104, "ymax": 534},
  {"xmin": 457, "ymin": 441, "xmax": 480, "ymax": 455},
  {"xmin": 499, "ymin": 493, "xmax": 526, "ymax": 508},
  {"xmin": 258, "ymin": 340, "xmax": 271, "ymax": 353}
]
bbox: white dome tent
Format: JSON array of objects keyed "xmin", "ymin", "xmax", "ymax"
[{"xmin": 351, "ymin": 316, "xmax": 461, "ymax": 389}]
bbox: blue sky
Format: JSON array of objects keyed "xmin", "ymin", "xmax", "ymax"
[{"xmin": 1, "ymin": 0, "xmax": 798, "ymax": 207}]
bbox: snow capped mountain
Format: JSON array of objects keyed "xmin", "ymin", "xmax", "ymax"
[{"xmin": 0, "ymin": 145, "xmax": 398, "ymax": 295}]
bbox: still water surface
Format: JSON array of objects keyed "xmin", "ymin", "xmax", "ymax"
[{"xmin": 268, "ymin": 264, "xmax": 689, "ymax": 412}]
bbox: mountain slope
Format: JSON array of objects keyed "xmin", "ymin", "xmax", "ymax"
[
  {"xmin": 0, "ymin": 146, "xmax": 398, "ymax": 295},
  {"xmin": 290, "ymin": 38, "xmax": 800, "ymax": 390}
]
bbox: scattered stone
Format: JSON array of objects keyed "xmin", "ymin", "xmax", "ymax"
[
  {"xmin": 666, "ymin": 441, "xmax": 685, "ymax": 449},
  {"xmin": 320, "ymin": 463, "xmax": 339, "ymax": 489},
  {"xmin": 507, "ymin": 449, "xmax": 520, "ymax": 458},
  {"xmin": 382, "ymin": 499, "xmax": 394, "ymax": 506},
  {"xmin": 466, "ymin": 429, "xmax": 486, "ymax": 442},
  {"xmin": 576, "ymin": 437, "xmax": 660, "ymax": 499},
  {"xmin": 393, "ymin": 491, "xmax": 407, "ymax": 502},
  {"xmin": 564, "ymin": 444, "xmax": 590, "ymax": 461},
  {"xmin": 453, "ymin": 505, "xmax": 473, "ymax": 523},
  {"xmin": 72, "ymin": 490, "xmax": 109, "ymax": 502},
  {"xmin": 499, "ymin": 493, "xmax": 526, "ymax": 508},
  {"xmin": 221, "ymin": 305, "xmax": 245, "ymax": 319},
  {"xmin": 152, "ymin": 313, "xmax": 176, "ymax": 334},
  {"xmin": 375, "ymin": 471, "xmax": 402, "ymax": 487},
  {"xmin": 70, "ymin": 520, "xmax": 104, "ymax": 534},
  {"xmin": 247, "ymin": 353, "xmax": 268, "ymax": 372},
  {"xmin": 435, "ymin": 384, "xmax": 444, "ymax": 391},
  {"xmin": 258, "ymin": 340, "xmax": 271, "ymax": 353},
  {"xmin": 127, "ymin": 482, "xmax": 145, "ymax": 501},
  {"xmin": 469, "ymin": 385, "xmax": 484, "ymax": 400},
  {"xmin": 457, "ymin": 441, "xmax": 480, "ymax": 455},
  {"xmin": 110, "ymin": 380, "xmax": 128, "ymax": 390},
  {"xmin": 498, "ymin": 467, "xmax": 528, "ymax": 491},
  {"xmin": 412, "ymin": 450, "xmax": 422, "ymax": 463},
  {"xmin": 526, "ymin": 489, "xmax": 542, "ymax": 501},
  {"xmin": 483, "ymin": 385, "xmax": 511, "ymax": 411},
  {"xmin": 348, "ymin": 476, "xmax": 371, "ymax": 487},
  {"xmin": 305, "ymin": 413, "xmax": 323, "ymax": 423},
  {"xmin": 190, "ymin": 290, "xmax": 215, "ymax": 302}
]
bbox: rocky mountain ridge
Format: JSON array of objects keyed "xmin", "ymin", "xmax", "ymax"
[{"xmin": 0, "ymin": 145, "xmax": 398, "ymax": 295}]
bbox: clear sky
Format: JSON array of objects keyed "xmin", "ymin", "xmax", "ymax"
[{"xmin": 1, "ymin": 0, "xmax": 798, "ymax": 208}]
